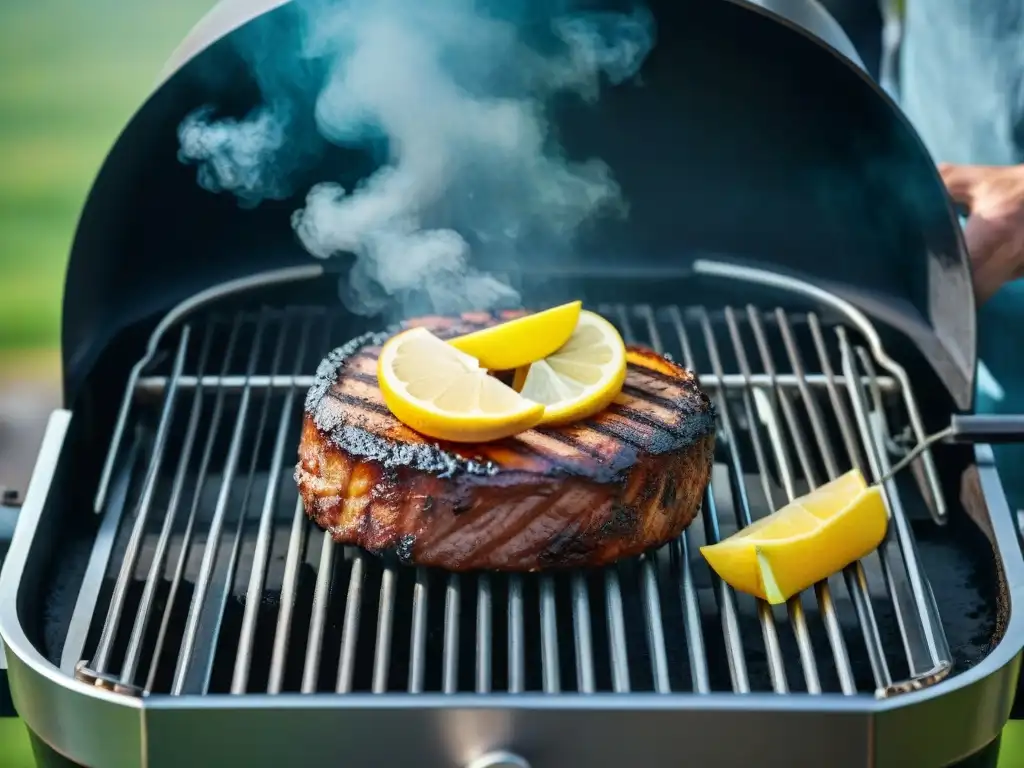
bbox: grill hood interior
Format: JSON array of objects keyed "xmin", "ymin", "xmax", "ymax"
[{"xmin": 61, "ymin": 0, "xmax": 975, "ymax": 408}]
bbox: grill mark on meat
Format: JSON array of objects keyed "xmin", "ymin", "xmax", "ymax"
[
  {"xmin": 580, "ymin": 418, "xmax": 647, "ymax": 451},
  {"xmin": 603, "ymin": 502, "xmax": 640, "ymax": 537},
  {"xmin": 608, "ymin": 403, "xmax": 715, "ymax": 453},
  {"xmin": 332, "ymin": 364, "xmax": 625, "ymax": 477},
  {"xmin": 621, "ymin": 382, "xmax": 681, "ymax": 408},
  {"xmin": 537, "ymin": 428, "xmax": 607, "ymax": 461},
  {"xmin": 328, "ymin": 389, "xmax": 392, "ymax": 416},
  {"xmin": 432, "ymin": 494, "xmax": 555, "ymax": 566},
  {"xmin": 324, "ymin": 424, "xmax": 500, "ymax": 478},
  {"xmin": 298, "ymin": 313, "xmax": 717, "ymax": 571},
  {"xmin": 351, "ymin": 371, "xmax": 380, "ymax": 386},
  {"xmin": 305, "ymin": 330, "xmax": 393, "ymax": 415},
  {"xmin": 638, "ymin": 362, "xmax": 696, "ymax": 388},
  {"xmin": 539, "ymin": 517, "xmax": 594, "ymax": 566},
  {"xmin": 521, "ymin": 428, "xmax": 636, "ymax": 483}
]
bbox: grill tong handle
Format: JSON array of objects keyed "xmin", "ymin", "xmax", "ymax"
[
  {"xmin": 879, "ymin": 414, "xmax": 1024, "ymax": 484},
  {"xmin": 948, "ymin": 414, "xmax": 1024, "ymax": 443}
]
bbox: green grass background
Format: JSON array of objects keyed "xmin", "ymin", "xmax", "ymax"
[
  {"xmin": 0, "ymin": 1, "xmax": 212, "ymax": 765},
  {"xmin": 0, "ymin": 0, "xmax": 215, "ymax": 352},
  {"xmin": 1, "ymin": 1, "xmax": 1023, "ymax": 766}
]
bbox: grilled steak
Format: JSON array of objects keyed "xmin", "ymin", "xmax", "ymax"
[{"xmin": 296, "ymin": 312, "xmax": 716, "ymax": 571}]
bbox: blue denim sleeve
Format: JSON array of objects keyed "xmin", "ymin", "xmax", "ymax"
[
  {"xmin": 899, "ymin": 0, "xmax": 1024, "ymax": 511},
  {"xmin": 900, "ymin": 0, "xmax": 1024, "ymax": 166}
]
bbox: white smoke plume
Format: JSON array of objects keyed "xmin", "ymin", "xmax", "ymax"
[
  {"xmin": 178, "ymin": 0, "xmax": 655, "ymax": 316},
  {"xmin": 179, "ymin": 104, "xmax": 293, "ymax": 208}
]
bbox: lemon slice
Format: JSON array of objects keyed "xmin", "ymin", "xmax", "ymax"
[
  {"xmin": 448, "ymin": 301, "xmax": 582, "ymax": 370},
  {"xmin": 378, "ymin": 327, "xmax": 545, "ymax": 443},
  {"xmin": 513, "ymin": 310, "xmax": 627, "ymax": 426},
  {"xmin": 699, "ymin": 469, "xmax": 888, "ymax": 605}
]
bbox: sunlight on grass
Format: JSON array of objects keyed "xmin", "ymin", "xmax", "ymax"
[
  {"xmin": 0, "ymin": 720, "xmax": 33, "ymax": 768},
  {"xmin": 1003, "ymin": 722, "xmax": 1024, "ymax": 767},
  {"xmin": 0, "ymin": 0, "xmax": 215, "ymax": 350}
]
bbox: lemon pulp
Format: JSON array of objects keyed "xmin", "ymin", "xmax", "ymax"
[
  {"xmin": 513, "ymin": 310, "xmax": 627, "ymax": 426},
  {"xmin": 699, "ymin": 469, "xmax": 888, "ymax": 604},
  {"xmin": 377, "ymin": 327, "xmax": 544, "ymax": 443},
  {"xmin": 447, "ymin": 301, "xmax": 582, "ymax": 371}
]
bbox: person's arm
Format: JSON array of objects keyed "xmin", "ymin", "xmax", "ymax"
[{"xmin": 940, "ymin": 162, "xmax": 1024, "ymax": 304}]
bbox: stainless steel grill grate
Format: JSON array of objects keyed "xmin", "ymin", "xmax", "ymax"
[{"xmin": 67, "ymin": 274, "xmax": 954, "ymax": 700}]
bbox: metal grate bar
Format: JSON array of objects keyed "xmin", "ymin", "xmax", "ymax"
[
  {"xmin": 335, "ymin": 553, "xmax": 365, "ymax": 693},
  {"xmin": 171, "ymin": 314, "xmax": 268, "ymax": 695},
  {"xmin": 197, "ymin": 314, "xmax": 293, "ymax": 694},
  {"xmin": 540, "ymin": 576, "xmax": 561, "ymax": 693},
  {"xmin": 268, "ymin": 315, "xmax": 334, "ymax": 695},
  {"xmin": 639, "ymin": 304, "xmax": 710, "ymax": 694},
  {"xmin": 604, "ymin": 570, "xmax": 631, "ymax": 692},
  {"xmin": 508, "ymin": 576, "xmax": 525, "ymax": 692},
  {"xmin": 687, "ymin": 309, "xmax": 785, "ymax": 692},
  {"xmin": 77, "ymin": 293, "xmax": 956, "ymax": 701},
  {"xmin": 90, "ymin": 325, "xmax": 191, "ymax": 675},
  {"xmin": 136, "ymin": 372, "xmax": 899, "ymax": 393},
  {"xmin": 443, "ymin": 575, "xmax": 460, "ymax": 693},
  {"xmin": 299, "ymin": 316, "xmax": 346, "ymax": 695},
  {"xmin": 668, "ymin": 307, "xmax": 752, "ymax": 693},
  {"xmin": 476, "ymin": 575, "xmax": 492, "ymax": 693},
  {"xmin": 571, "ymin": 573, "xmax": 596, "ymax": 693},
  {"xmin": 61, "ymin": 438, "xmax": 138, "ymax": 676},
  {"xmin": 614, "ymin": 307, "xmax": 673, "ymax": 694},
  {"xmin": 739, "ymin": 307, "xmax": 850, "ymax": 693},
  {"xmin": 231, "ymin": 314, "xmax": 316, "ymax": 693},
  {"xmin": 671, "ymin": 532, "xmax": 711, "ymax": 693},
  {"xmin": 120, "ymin": 326, "xmax": 214, "ymax": 686},
  {"xmin": 840, "ymin": 336, "xmax": 928, "ymax": 673},
  {"xmin": 372, "ymin": 567, "xmax": 398, "ymax": 693},
  {"xmin": 302, "ymin": 532, "xmax": 336, "ymax": 693},
  {"xmin": 142, "ymin": 318, "xmax": 244, "ymax": 693},
  {"xmin": 718, "ymin": 305, "xmax": 823, "ymax": 693},
  {"xmin": 807, "ymin": 315, "xmax": 868, "ymax": 474},
  {"xmin": 777, "ymin": 310, "xmax": 892, "ymax": 690},
  {"xmin": 408, "ymin": 569, "xmax": 429, "ymax": 693},
  {"xmin": 840, "ymin": 333, "xmax": 951, "ymax": 679},
  {"xmin": 268, "ymin": 496, "xmax": 308, "ymax": 694}
]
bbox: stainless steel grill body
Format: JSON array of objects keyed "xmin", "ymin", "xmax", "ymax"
[{"xmin": 1, "ymin": 261, "xmax": 1020, "ymax": 768}]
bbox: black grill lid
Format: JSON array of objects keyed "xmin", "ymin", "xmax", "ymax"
[{"xmin": 61, "ymin": 0, "xmax": 974, "ymax": 408}]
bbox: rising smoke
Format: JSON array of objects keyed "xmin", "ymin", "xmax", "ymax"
[{"xmin": 178, "ymin": 0, "xmax": 655, "ymax": 317}]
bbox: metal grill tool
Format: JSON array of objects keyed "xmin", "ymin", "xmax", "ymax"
[{"xmin": 70, "ymin": 276, "xmax": 952, "ymax": 701}]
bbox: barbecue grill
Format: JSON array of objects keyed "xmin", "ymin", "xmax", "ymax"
[{"xmin": 2, "ymin": 0, "xmax": 1022, "ymax": 766}]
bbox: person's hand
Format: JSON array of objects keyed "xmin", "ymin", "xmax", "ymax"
[{"xmin": 939, "ymin": 162, "xmax": 1024, "ymax": 304}]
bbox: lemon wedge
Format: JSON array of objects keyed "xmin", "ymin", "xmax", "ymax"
[
  {"xmin": 513, "ymin": 310, "xmax": 627, "ymax": 426},
  {"xmin": 448, "ymin": 301, "xmax": 582, "ymax": 371},
  {"xmin": 700, "ymin": 469, "xmax": 888, "ymax": 605},
  {"xmin": 378, "ymin": 327, "xmax": 545, "ymax": 442}
]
